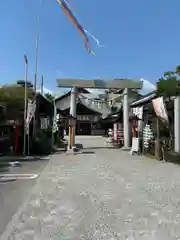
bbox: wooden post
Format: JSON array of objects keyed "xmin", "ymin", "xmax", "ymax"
[
  {"xmin": 68, "ymin": 124, "xmax": 72, "ymax": 149},
  {"xmin": 116, "ymin": 124, "xmax": 118, "ymax": 147},
  {"xmin": 155, "ymin": 118, "xmax": 160, "ymax": 160}
]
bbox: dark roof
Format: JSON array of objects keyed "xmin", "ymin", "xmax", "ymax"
[
  {"xmin": 79, "ymin": 88, "xmax": 90, "ymax": 93},
  {"xmin": 130, "ymin": 90, "xmax": 157, "ymax": 107},
  {"xmin": 100, "ymin": 115, "xmax": 122, "ymax": 124},
  {"xmin": 36, "ymin": 93, "xmax": 54, "ymax": 115},
  {"xmin": 58, "ymin": 102, "xmax": 102, "ymax": 116},
  {"xmin": 100, "ymin": 108, "xmax": 123, "ymax": 122},
  {"xmin": 55, "ymin": 88, "xmax": 90, "ymax": 102}
]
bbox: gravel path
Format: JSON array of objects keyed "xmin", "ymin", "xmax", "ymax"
[{"xmin": 1, "ymin": 136, "xmax": 180, "ymax": 240}]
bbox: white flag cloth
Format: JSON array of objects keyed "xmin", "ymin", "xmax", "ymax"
[
  {"xmin": 52, "ymin": 102, "xmax": 58, "ymax": 133},
  {"xmin": 132, "ymin": 106, "xmax": 143, "ymax": 131},
  {"xmin": 152, "ymin": 97, "xmax": 168, "ymax": 122},
  {"xmin": 26, "ymin": 100, "xmax": 36, "ymax": 133},
  {"xmin": 26, "ymin": 100, "xmax": 36, "ymax": 125},
  {"xmin": 132, "ymin": 106, "xmax": 143, "ymax": 120}
]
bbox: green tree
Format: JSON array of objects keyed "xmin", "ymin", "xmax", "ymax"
[
  {"xmin": 0, "ymin": 84, "xmax": 33, "ymax": 121},
  {"xmin": 155, "ymin": 67, "xmax": 180, "ymax": 150},
  {"xmin": 44, "ymin": 93, "xmax": 55, "ymax": 102},
  {"xmin": 156, "ymin": 67, "xmax": 180, "ymax": 100},
  {"xmin": 176, "ymin": 65, "xmax": 180, "ymax": 75}
]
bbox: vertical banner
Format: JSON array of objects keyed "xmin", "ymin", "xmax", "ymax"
[
  {"xmin": 52, "ymin": 101, "xmax": 58, "ymax": 133},
  {"xmin": 112, "ymin": 127, "xmax": 114, "ymax": 144},
  {"xmin": 152, "ymin": 97, "xmax": 168, "ymax": 122},
  {"xmin": 132, "ymin": 106, "xmax": 143, "ymax": 131},
  {"xmin": 152, "ymin": 97, "xmax": 168, "ymax": 160},
  {"xmin": 113, "ymin": 123, "xmax": 117, "ymax": 142},
  {"xmin": 26, "ymin": 100, "xmax": 36, "ymax": 134},
  {"xmin": 113, "ymin": 123, "xmax": 121, "ymax": 147},
  {"xmin": 132, "ymin": 106, "xmax": 143, "ymax": 119},
  {"xmin": 130, "ymin": 106, "xmax": 143, "ymax": 155},
  {"xmin": 143, "ymin": 124, "xmax": 154, "ymax": 148}
]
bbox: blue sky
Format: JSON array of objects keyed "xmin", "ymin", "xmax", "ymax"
[{"xmin": 1, "ymin": 0, "xmax": 180, "ymax": 95}]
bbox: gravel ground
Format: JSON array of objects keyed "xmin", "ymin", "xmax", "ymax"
[
  {"xmin": 1, "ymin": 136, "xmax": 180, "ymax": 240},
  {"xmin": 0, "ymin": 160, "xmax": 48, "ymax": 237}
]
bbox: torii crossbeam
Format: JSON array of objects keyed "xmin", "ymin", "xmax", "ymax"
[
  {"xmin": 56, "ymin": 78, "xmax": 143, "ymax": 151},
  {"xmin": 56, "ymin": 78, "xmax": 142, "ymax": 89}
]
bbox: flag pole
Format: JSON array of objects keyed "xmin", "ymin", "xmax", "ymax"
[
  {"xmin": 41, "ymin": 75, "xmax": 43, "ymax": 95},
  {"xmin": 27, "ymin": 99, "xmax": 30, "ymax": 156},
  {"xmin": 33, "ymin": 16, "xmax": 40, "ymax": 137},
  {"xmin": 23, "ymin": 54, "xmax": 28, "ymax": 156}
]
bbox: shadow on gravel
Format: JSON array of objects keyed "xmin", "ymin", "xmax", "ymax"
[
  {"xmin": 79, "ymin": 151, "xmax": 95, "ymax": 155},
  {"xmin": 83, "ymin": 147, "xmax": 115, "ymax": 150},
  {"xmin": 53, "ymin": 148, "xmax": 67, "ymax": 154},
  {"xmin": 0, "ymin": 177, "xmax": 17, "ymax": 184},
  {"xmin": 0, "ymin": 155, "xmax": 50, "ymax": 163},
  {"xmin": 0, "ymin": 178, "xmax": 16, "ymax": 183},
  {"xmin": 163, "ymin": 151, "xmax": 180, "ymax": 166}
]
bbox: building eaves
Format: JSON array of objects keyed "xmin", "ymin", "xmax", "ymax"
[{"xmin": 130, "ymin": 90, "xmax": 157, "ymax": 107}]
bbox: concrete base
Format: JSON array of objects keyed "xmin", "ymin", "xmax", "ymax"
[
  {"xmin": 129, "ymin": 150, "xmax": 139, "ymax": 155},
  {"xmin": 74, "ymin": 143, "xmax": 83, "ymax": 150},
  {"xmin": 66, "ymin": 149, "xmax": 76, "ymax": 155},
  {"xmin": 67, "ymin": 143, "xmax": 83, "ymax": 151},
  {"xmin": 66, "ymin": 146, "xmax": 78, "ymax": 155},
  {"xmin": 121, "ymin": 146, "xmax": 131, "ymax": 151}
]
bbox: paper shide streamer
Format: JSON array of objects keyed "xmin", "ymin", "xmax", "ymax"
[{"xmin": 56, "ymin": 0, "xmax": 102, "ymax": 54}]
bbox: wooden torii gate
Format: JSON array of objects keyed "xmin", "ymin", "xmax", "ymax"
[{"xmin": 56, "ymin": 78, "xmax": 143, "ymax": 151}]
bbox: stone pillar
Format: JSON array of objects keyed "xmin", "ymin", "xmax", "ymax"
[
  {"xmin": 174, "ymin": 97, "xmax": 180, "ymax": 153},
  {"xmin": 122, "ymin": 88, "xmax": 130, "ymax": 150},
  {"xmin": 69, "ymin": 87, "xmax": 77, "ymax": 149}
]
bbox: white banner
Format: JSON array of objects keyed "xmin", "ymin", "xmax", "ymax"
[
  {"xmin": 152, "ymin": 97, "xmax": 168, "ymax": 122},
  {"xmin": 52, "ymin": 102, "xmax": 58, "ymax": 133},
  {"xmin": 132, "ymin": 106, "xmax": 143, "ymax": 120},
  {"xmin": 132, "ymin": 106, "xmax": 143, "ymax": 131},
  {"xmin": 26, "ymin": 100, "xmax": 36, "ymax": 133},
  {"xmin": 26, "ymin": 100, "xmax": 36, "ymax": 124}
]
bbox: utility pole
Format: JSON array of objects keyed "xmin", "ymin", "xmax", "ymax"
[
  {"xmin": 23, "ymin": 54, "xmax": 28, "ymax": 156},
  {"xmin": 41, "ymin": 75, "xmax": 43, "ymax": 95},
  {"xmin": 33, "ymin": 16, "xmax": 40, "ymax": 137}
]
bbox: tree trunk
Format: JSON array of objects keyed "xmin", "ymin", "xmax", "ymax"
[{"xmin": 155, "ymin": 139, "xmax": 163, "ymax": 160}]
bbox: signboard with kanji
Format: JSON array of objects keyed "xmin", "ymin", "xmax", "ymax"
[{"xmin": 76, "ymin": 115, "xmax": 94, "ymax": 121}]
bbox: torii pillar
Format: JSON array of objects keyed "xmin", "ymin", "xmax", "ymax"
[
  {"xmin": 69, "ymin": 86, "xmax": 77, "ymax": 149},
  {"xmin": 56, "ymin": 78, "xmax": 143, "ymax": 150},
  {"xmin": 122, "ymin": 88, "xmax": 130, "ymax": 149}
]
